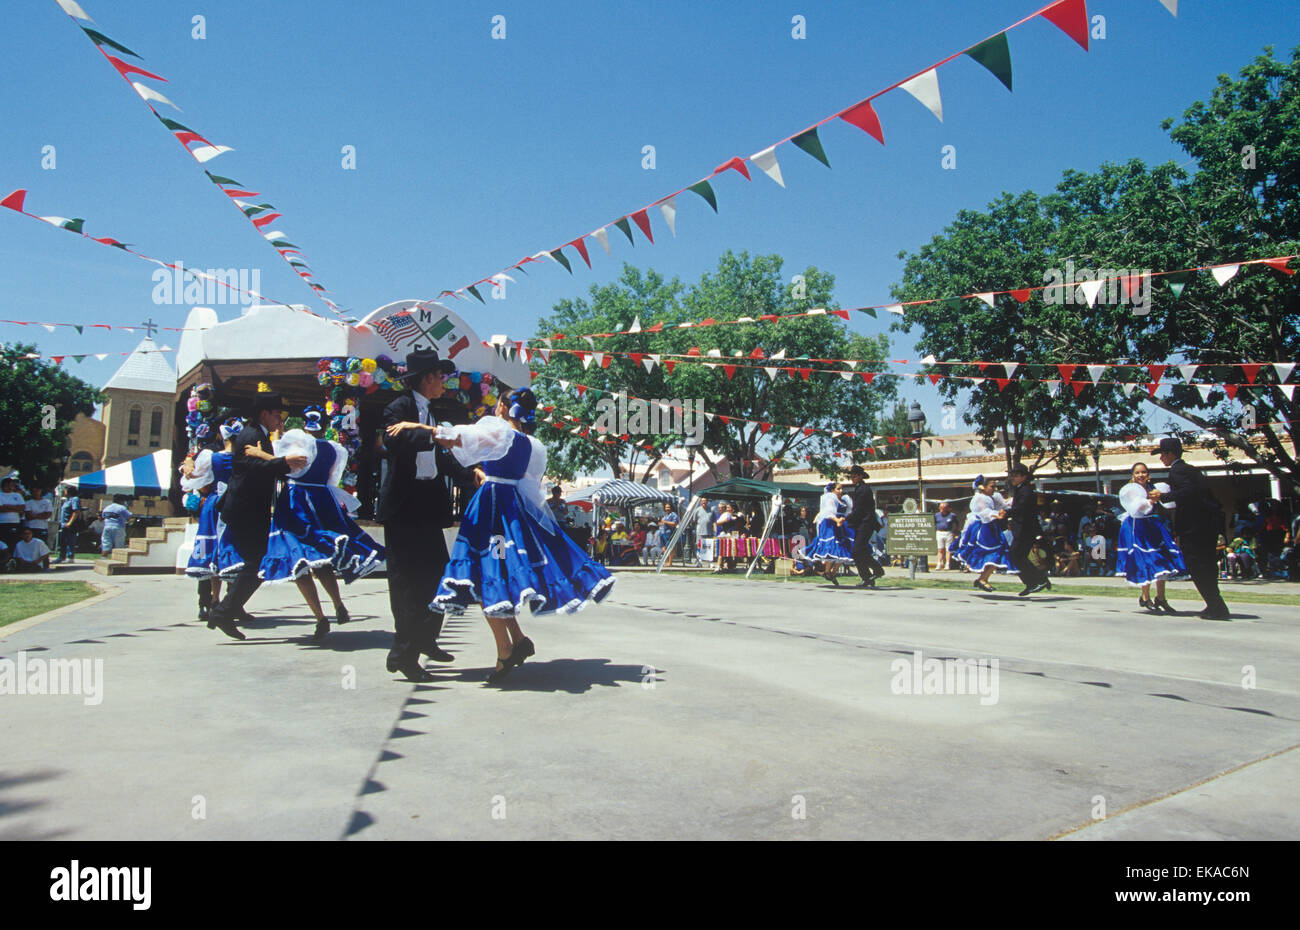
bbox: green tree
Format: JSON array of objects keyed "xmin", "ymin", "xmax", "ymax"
[
  {"xmin": 532, "ymin": 251, "xmax": 896, "ymax": 482},
  {"xmin": 0, "ymin": 344, "xmax": 102, "ymax": 489},
  {"xmin": 873, "ymin": 401, "xmax": 933, "ymax": 462}
]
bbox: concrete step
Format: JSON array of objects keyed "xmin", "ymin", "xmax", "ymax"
[
  {"xmin": 146, "ymin": 527, "xmax": 168, "ymax": 541},
  {"xmin": 110, "ymin": 548, "xmax": 132, "ymax": 562},
  {"xmin": 163, "ymin": 517, "xmax": 189, "ymax": 529},
  {"xmin": 128, "ymin": 538, "xmax": 151, "ymax": 554}
]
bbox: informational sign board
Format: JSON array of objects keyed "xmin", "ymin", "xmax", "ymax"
[{"xmin": 885, "ymin": 514, "xmax": 938, "ymax": 555}]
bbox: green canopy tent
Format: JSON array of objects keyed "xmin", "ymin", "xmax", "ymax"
[{"xmin": 658, "ymin": 477, "xmax": 826, "ymax": 578}]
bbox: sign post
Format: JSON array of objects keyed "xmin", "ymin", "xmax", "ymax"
[{"xmin": 886, "ymin": 514, "xmax": 937, "ymax": 582}]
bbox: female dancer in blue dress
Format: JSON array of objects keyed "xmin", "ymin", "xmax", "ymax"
[
  {"xmin": 182, "ymin": 417, "xmax": 248, "ymax": 624},
  {"xmin": 1115, "ymin": 461, "xmax": 1185, "ymax": 613},
  {"xmin": 425, "ymin": 387, "xmax": 615, "ymax": 684},
  {"xmin": 797, "ymin": 482, "xmax": 855, "ymax": 585},
  {"xmin": 955, "ymin": 475, "xmax": 1017, "ymax": 592},
  {"xmin": 258, "ymin": 407, "xmax": 385, "ymax": 640}
]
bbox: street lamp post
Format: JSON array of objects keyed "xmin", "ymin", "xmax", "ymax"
[
  {"xmin": 1092, "ymin": 440, "xmax": 1103, "ymax": 495},
  {"xmin": 908, "ymin": 402, "xmax": 927, "ymax": 577}
]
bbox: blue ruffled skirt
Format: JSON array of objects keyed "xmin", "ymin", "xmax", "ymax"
[
  {"xmin": 1115, "ymin": 515, "xmax": 1185, "ymax": 585},
  {"xmin": 432, "ymin": 483, "xmax": 615, "ymax": 618},
  {"xmin": 798, "ymin": 519, "xmax": 855, "ymax": 564},
  {"xmin": 955, "ymin": 520, "xmax": 1017, "ymax": 571},
  {"xmin": 185, "ymin": 493, "xmax": 245, "ymax": 579},
  {"xmin": 259, "ymin": 483, "xmax": 385, "ymax": 584}
]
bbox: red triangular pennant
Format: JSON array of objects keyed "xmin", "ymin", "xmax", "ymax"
[
  {"xmin": 928, "ymin": 373, "xmax": 942, "ymax": 386},
  {"xmin": 723, "ymin": 364, "xmax": 737, "ymax": 380},
  {"xmin": 759, "ymin": 422, "xmax": 772, "ymax": 434},
  {"xmin": 0, "ymin": 189, "xmax": 27, "ymax": 212},
  {"xmin": 1040, "ymin": 0, "xmax": 1090, "ymax": 52},
  {"xmin": 1241, "ymin": 364, "xmax": 1261, "ymax": 384},
  {"xmin": 1223, "ymin": 383, "xmax": 1239, "ymax": 399},
  {"xmin": 1010, "ymin": 289, "xmax": 1032, "ymax": 303},
  {"xmin": 838, "ymin": 100, "xmax": 885, "ymax": 145},
  {"xmin": 831, "ymin": 309, "xmax": 850, "ymax": 320},
  {"xmin": 1147, "ymin": 364, "xmax": 1167, "ymax": 383},
  {"xmin": 996, "ymin": 378, "xmax": 1010, "ymax": 391},
  {"xmin": 568, "ymin": 237, "xmax": 591, "ymax": 269},
  {"xmin": 1263, "ymin": 257, "xmax": 1295, "ymax": 275},
  {"xmin": 1146, "ymin": 382, "xmax": 1160, "ymax": 398},
  {"xmin": 575, "ymin": 384, "xmax": 588, "ymax": 397},
  {"xmin": 797, "ymin": 368, "xmax": 812, "ymax": 381},
  {"xmin": 665, "ymin": 360, "xmax": 677, "ymax": 374},
  {"xmin": 859, "ymin": 372, "xmax": 875, "ymax": 384},
  {"xmin": 1057, "ymin": 364, "xmax": 1076, "ymax": 381},
  {"xmin": 1072, "ymin": 381, "xmax": 1087, "ymax": 396},
  {"xmin": 630, "ymin": 209, "xmax": 653, "ymax": 244},
  {"xmin": 713, "ymin": 156, "xmax": 752, "ymax": 180}
]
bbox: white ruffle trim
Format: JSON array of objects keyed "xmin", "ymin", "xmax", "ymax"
[{"xmin": 432, "ymin": 572, "xmax": 615, "ymax": 619}]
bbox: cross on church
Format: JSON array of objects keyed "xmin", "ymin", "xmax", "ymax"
[{"xmin": 140, "ymin": 318, "xmax": 159, "ymax": 338}]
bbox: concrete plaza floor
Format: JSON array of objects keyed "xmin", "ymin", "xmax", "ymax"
[{"xmin": 1, "ymin": 564, "xmax": 1296, "ymax": 840}]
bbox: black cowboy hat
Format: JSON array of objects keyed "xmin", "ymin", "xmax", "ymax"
[
  {"xmin": 398, "ymin": 348, "xmax": 455, "ymax": 381},
  {"xmin": 1151, "ymin": 437, "xmax": 1183, "ymax": 456}
]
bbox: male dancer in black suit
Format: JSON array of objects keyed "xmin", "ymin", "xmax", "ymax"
[
  {"xmin": 1006, "ymin": 463, "xmax": 1049, "ymax": 597},
  {"xmin": 379, "ymin": 349, "xmax": 483, "ymax": 681},
  {"xmin": 845, "ymin": 465, "xmax": 884, "ymax": 588},
  {"xmin": 1148, "ymin": 437, "xmax": 1230, "ymax": 619},
  {"xmin": 209, "ymin": 392, "xmax": 307, "ymax": 639}
]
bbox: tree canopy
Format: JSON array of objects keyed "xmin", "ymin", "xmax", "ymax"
[
  {"xmin": 891, "ymin": 46, "xmax": 1299, "ymax": 491},
  {"xmin": 532, "ymin": 251, "xmax": 896, "ymax": 482},
  {"xmin": 1, "ymin": 344, "xmax": 103, "ymax": 490}
]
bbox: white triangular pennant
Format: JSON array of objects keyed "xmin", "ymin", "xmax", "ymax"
[
  {"xmin": 659, "ymin": 198, "xmax": 677, "ymax": 237},
  {"xmin": 190, "ymin": 144, "xmax": 233, "ymax": 163},
  {"xmin": 558, "ymin": 380, "xmax": 570, "ymax": 390},
  {"xmin": 1178, "ymin": 363, "xmax": 1198, "ymax": 382},
  {"xmin": 587, "ymin": 228, "xmax": 611, "ymax": 257},
  {"xmin": 1275, "ymin": 362, "xmax": 1294, "ymax": 383},
  {"xmin": 628, "ymin": 315, "xmax": 642, "ymax": 333},
  {"xmin": 884, "ymin": 304, "xmax": 905, "ymax": 315},
  {"xmin": 839, "ymin": 371, "xmax": 853, "ymax": 381},
  {"xmin": 1196, "ymin": 384, "xmax": 1213, "ymax": 402},
  {"xmin": 642, "ymin": 358, "xmax": 655, "ymax": 374},
  {"xmin": 131, "ymin": 82, "xmax": 180, "ymax": 111},
  {"xmin": 765, "ymin": 367, "xmax": 780, "ymax": 381},
  {"xmin": 899, "ymin": 68, "xmax": 943, "ymax": 122},
  {"xmin": 1046, "ymin": 380, "xmax": 1059, "ymax": 396},
  {"xmin": 649, "ymin": 354, "xmax": 661, "ymax": 368},
  {"xmin": 55, "ymin": 0, "xmax": 94, "ymax": 20},
  {"xmin": 976, "ymin": 293, "xmax": 996, "ymax": 308},
  {"xmin": 1278, "ymin": 384, "xmax": 1296, "ymax": 400},
  {"xmin": 1087, "ymin": 365, "xmax": 1106, "ymax": 383},
  {"xmin": 706, "ymin": 348, "xmax": 722, "ymax": 358},
  {"xmin": 1157, "ymin": 0, "xmax": 1178, "ymax": 16},
  {"xmin": 42, "ymin": 324, "xmax": 56, "ymax": 333},
  {"xmin": 1211, "ymin": 264, "xmax": 1240, "ymax": 286},
  {"xmin": 920, "ymin": 354, "xmax": 936, "ymax": 365},
  {"xmin": 1119, "ymin": 382, "xmax": 1136, "ymax": 396},
  {"xmin": 750, "ymin": 145, "xmax": 785, "ymax": 187},
  {"xmin": 1003, "ymin": 362, "xmax": 1019, "ymax": 378},
  {"xmin": 1079, "ymin": 279, "xmax": 1106, "ymax": 306},
  {"xmin": 771, "ymin": 348, "xmax": 786, "ymax": 360},
  {"xmin": 95, "ymin": 353, "xmax": 108, "ymax": 361}
]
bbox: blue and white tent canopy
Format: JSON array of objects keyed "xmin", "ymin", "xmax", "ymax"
[
  {"xmin": 565, "ymin": 478, "xmax": 678, "ymax": 507},
  {"xmin": 59, "ymin": 450, "xmax": 172, "ymax": 497}
]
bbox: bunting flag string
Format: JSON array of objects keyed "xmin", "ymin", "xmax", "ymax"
[
  {"xmin": 531, "ymin": 372, "xmax": 1294, "ymax": 457},
  {"xmin": 524, "ymin": 344, "xmax": 1298, "ymax": 392},
  {"xmin": 429, "ymin": 0, "xmax": 1180, "ymax": 305},
  {"xmin": 0, "ymin": 188, "xmax": 338, "ymax": 325},
  {"xmin": 51, "ymin": 0, "xmax": 350, "ymax": 321},
  {"xmin": 6, "ymin": 345, "xmax": 174, "ymax": 365},
  {"xmin": 518, "ymin": 254, "xmax": 1297, "ymax": 345}
]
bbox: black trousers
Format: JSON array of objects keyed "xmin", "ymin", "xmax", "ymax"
[
  {"xmin": 384, "ymin": 520, "xmax": 451, "ymax": 663},
  {"xmin": 851, "ymin": 526, "xmax": 882, "ymax": 579},
  {"xmin": 211, "ymin": 517, "xmax": 270, "ymax": 622},
  {"xmin": 1182, "ymin": 530, "xmax": 1229, "ymax": 614},
  {"xmin": 1010, "ymin": 530, "xmax": 1047, "ymax": 588}
]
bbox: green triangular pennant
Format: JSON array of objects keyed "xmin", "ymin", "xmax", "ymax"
[
  {"xmin": 791, "ymin": 128, "xmax": 831, "ymax": 168},
  {"xmin": 687, "ymin": 180, "xmax": 718, "ymax": 213},
  {"xmin": 81, "ymin": 27, "xmax": 142, "ymax": 59},
  {"xmin": 268, "ymin": 239, "xmax": 297, "ymax": 248},
  {"xmin": 613, "ymin": 217, "xmax": 635, "ymax": 246},
  {"xmin": 859, "ymin": 307, "xmax": 877, "ymax": 318},
  {"xmin": 63, "ymin": 218, "xmax": 85, "ymax": 234},
  {"xmin": 1164, "ymin": 270, "xmax": 1192, "ymax": 299},
  {"xmin": 158, "ymin": 117, "xmax": 198, "ymax": 133},
  {"xmin": 73, "ymin": 355, "xmax": 85, "ymax": 363},
  {"xmin": 965, "ymin": 33, "xmax": 1013, "ymax": 92},
  {"xmin": 466, "ymin": 285, "xmax": 485, "ymax": 304},
  {"xmin": 205, "ymin": 172, "xmax": 242, "ymax": 186},
  {"xmin": 74, "ymin": 325, "xmax": 84, "ymax": 335},
  {"xmin": 550, "ymin": 249, "xmax": 573, "ymax": 273}
]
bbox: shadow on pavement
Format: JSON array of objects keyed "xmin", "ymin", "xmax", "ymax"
[{"xmin": 437, "ymin": 658, "xmax": 659, "ymax": 694}]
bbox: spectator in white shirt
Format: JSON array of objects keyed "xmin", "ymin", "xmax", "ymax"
[
  {"xmin": 23, "ymin": 487, "xmax": 54, "ymax": 544},
  {"xmin": 12, "ymin": 526, "xmax": 51, "ymax": 572},
  {"xmin": 0, "ymin": 476, "xmax": 27, "ymax": 569}
]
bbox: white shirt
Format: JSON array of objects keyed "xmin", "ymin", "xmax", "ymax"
[
  {"xmin": 411, "ymin": 392, "xmax": 438, "ymax": 480},
  {"xmin": 0, "ymin": 491, "xmax": 24, "ymax": 524},
  {"xmin": 24, "ymin": 497, "xmax": 54, "ymax": 530},
  {"xmin": 15, "ymin": 537, "xmax": 51, "ymax": 562}
]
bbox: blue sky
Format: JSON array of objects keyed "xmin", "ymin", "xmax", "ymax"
[{"xmin": 2, "ymin": 0, "xmax": 1296, "ymax": 432}]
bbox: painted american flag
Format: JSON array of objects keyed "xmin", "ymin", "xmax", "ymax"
[{"xmin": 373, "ymin": 312, "xmax": 422, "ymax": 349}]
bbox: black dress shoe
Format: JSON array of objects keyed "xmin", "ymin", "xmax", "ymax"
[
  {"xmin": 853, "ymin": 579, "xmax": 875, "ymax": 589},
  {"xmin": 508, "ymin": 637, "xmax": 535, "ymax": 667},
  {"xmin": 211, "ymin": 615, "xmax": 246, "ymax": 640},
  {"xmin": 1153, "ymin": 598, "xmax": 1177, "ymax": 615},
  {"xmin": 390, "ymin": 655, "xmax": 433, "ymax": 681},
  {"xmin": 237, "ymin": 608, "xmax": 256, "ymax": 624},
  {"xmin": 1199, "ymin": 609, "xmax": 1232, "ymax": 621},
  {"xmin": 421, "ymin": 644, "xmax": 455, "ymax": 663},
  {"xmin": 335, "ymin": 605, "xmax": 351, "ymax": 625},
  {"xmin": 309, "ymin": 619, "xmax": 329, "ymax": 642},
  {"xmin": 827, "ymin": 571, "xmax": 840, "ymax": 586}
]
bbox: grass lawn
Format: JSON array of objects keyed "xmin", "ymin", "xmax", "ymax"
[
  {"xmin": 0, "ymin": 581, "xmax": 100, "ymax": 628},
  {"xmin": 694, "ymin": 569, "xmax": 1300, "ymax": 607}
]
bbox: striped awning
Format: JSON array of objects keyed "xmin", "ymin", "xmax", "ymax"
[
  {"xmin": 565, "ymin": 478, "xmax": 678, "ymax": 507},
  {"xmin": 59, "ymin": 449, "xmax": 172, "ymax": 497}
]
